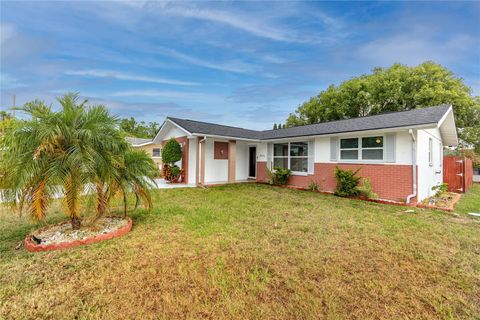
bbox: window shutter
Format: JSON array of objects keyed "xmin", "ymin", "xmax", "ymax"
[
  {"xmin": 308, "ymin": 140, "xmax": 315, "ymax": 174},
  {"xmin": 330, "ymin": 137, "xmax": 338, "ymax": 161},
  {"xmin": 385, "ymin": 133, "xmax": 396, "ymax": 163},
  {"xmin": 267, "ymin": 143, "xmax": 273, "ymax": 169}
]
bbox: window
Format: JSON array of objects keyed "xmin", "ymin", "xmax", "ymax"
[
  {"xmin": 273, "ymin": 142, "xmax": 309, "ymax": 173},
  {"xmin": 152, "ymin": 148, "xmax": 161, "ymax": 157},
  {"xmin": 340, "ymin": 138, "xmax": 358, "ymax": 160},
  {"xmin": 340, "ymin": 136, "xmax": 383, "ymax": 161},
  {"xmin": 361, "ymin": 136, "xmax": 383, "ymax": 160},
  {"xmin": 428, "ymin": 138, "xmax": 433, "ymax": 166}
]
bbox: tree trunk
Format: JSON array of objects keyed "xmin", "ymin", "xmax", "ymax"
[{"xmin": 71, "ymin": 216, "xmax": 81, "ymax": 230}]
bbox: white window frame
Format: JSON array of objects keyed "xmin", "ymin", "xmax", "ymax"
[
  {"xmin": 273, "ymin": 141, "xmax": 309, "ymax": 175},
  {"xmin": 152, "ymin": 148, "xmax": 161, "ymax": 158},
  {"xmin": 339, "ymin": 135, "xmax": 385, "ymax": 162}
]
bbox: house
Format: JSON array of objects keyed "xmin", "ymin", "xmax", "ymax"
[
  {"xmin": 129, "ymin": 104, "xmax": 458, "ymax": 203},
  {"xmin": 125, "ymin": 137, "xmax": 163, "ymax": 170}
]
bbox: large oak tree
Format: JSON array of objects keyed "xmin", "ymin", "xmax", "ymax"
[{"xmin": 286, "ymin": 62, "xmax": 480, "ymax": 152}]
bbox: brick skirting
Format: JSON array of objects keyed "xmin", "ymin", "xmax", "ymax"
[{"xmin": 257, "ymin": 162, "xmax": 415, "ymax": 203}]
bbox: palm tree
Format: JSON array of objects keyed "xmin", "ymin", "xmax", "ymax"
[
  {"xmin": 0, "ymin": 93, "xmax": 134, "ymax": 229},
  {"xmin": 107, "ymin": 149, "xmax": 158, "ymax": 217}
]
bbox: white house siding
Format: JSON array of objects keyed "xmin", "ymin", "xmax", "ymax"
[
  {"xmin": 257, "ymin": 142, "xmax": 268, "ymax": 163},
  {"xmin": 204, "ymin": 139, "xmax": 229, "ymax": 183},
  {"xmin": 314, "ymin": 130, "xmax": 413, "ymax": 165},
  {"xmin": 416, "ymin": 128, "xmax": 443, "ymax": 201},
  {"xmin": 235, "ymin": 141, "xmax": 250, "ymax": 181},
  {"xmin": 188, "ymin": 137, "xmax": 197, "ymax": 184},
  {"xmin": 163, "ymin": 126, "xmax": 188, "ymax": 140}
]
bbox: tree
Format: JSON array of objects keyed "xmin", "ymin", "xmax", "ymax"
[
  {"xmin": 286, "ymin": 62, "xmax": 480, "ymax": 152},
  {"xmin": 273, "ymin": 123, "xmax": 278, "ymax": 130},
  {"xmin": 161, "ymin": 138, "xmax": 182, "ymax": 182},
  {"xmin": 0, "ymin": 93, "xmax": 158, "ymax": 229},
  {"xmin": 120, "ymin": 117, "xmax": 159, "ymax": 138},
  {"xmin": 162, "ymin": 138, "xmax": 182, "ymax": 165},
  {"xmin": 108, "ymin": 149, "xmax": 158, "ymax": 217}
]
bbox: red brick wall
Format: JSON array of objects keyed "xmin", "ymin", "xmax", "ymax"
[
  {"xmin": 256, "ymin": 162, "xmax": 268, "ymax": 182},
  {"xmin": 256, "ymin": 162, "xmax": 415, "ymax": 203}
]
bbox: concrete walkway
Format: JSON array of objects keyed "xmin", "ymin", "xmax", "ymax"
[{"xmin": 154, "ymin": 178, "xmax": 196, "ymax": 189}]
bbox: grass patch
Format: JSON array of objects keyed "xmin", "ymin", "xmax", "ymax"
[
  {"xmin": 0, "ymin": 184, "xmax": 479, "ymax": 319},
  {"xmin": 455, "ymin": 183, "xmax": 480, "ymax": 214}
]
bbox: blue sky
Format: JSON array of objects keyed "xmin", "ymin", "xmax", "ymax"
[{"xmin": 1, "ymin": 1, "xmax": 479, "ymax": 129}]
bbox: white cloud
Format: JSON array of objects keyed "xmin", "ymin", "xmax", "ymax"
[
  {"xmin": 64, "ymin": 69, "xmax": 198, "ymax": 86},
  {"xmin": 357, "ymin": 33, "xmax": 477, "ymax": 66},
  {"xmin": 0, "ymin": 73, "xmax": 26, "ymax": 89},
  {"xmin": 0, "ymin": 23, "xmax": 17, "ymax": 46},
  {"xmin": 162, "ymin": 5, "xmax": 297, "ymax": 42},
  {"xmin": 156, "ymin": 47, "xmax": 256, "ymax": 73},
  {"xmin": 108, "ymin": 89, "xmax": 226, "ymax": 103}
]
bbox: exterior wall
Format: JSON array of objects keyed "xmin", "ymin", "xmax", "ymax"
[
  {"xmin": 202, "ymin": 139, "xmax": 255, "ymax": 183},
  {"xmin": 314, "ymin": 130, "xmax": 413, "ymax": 165},
  {"xmin": 133, "ymin": 143, "xmax": 163, "ymax": 170},
  {"xmin": 188, "ymin": 137, "xmax": 197, "ymax": 184},
  {"xmin": 163, "ymin": 126, "xmax": 188, "ymax": 140},
  {"xmin": 256, "ymin": 129, "xmax": 422, "ymax": 202},
  {"xmin": 256, "ymin": 162, "xmax": 414, "ymax": 202},
  {"xmin": 235, "ymin": 141, "xmax": 250, "ymax": 181},
  {"xmin": 204, "ymin": 138, "xmax": 229, "ymax": 183},
  {"xmin": 417, "ymin": 128, "xmax": 443, "ymax": 201}
]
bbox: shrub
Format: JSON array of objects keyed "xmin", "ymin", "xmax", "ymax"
[
  {"xmin": 162, "ymin": 164, "xmax": 181, "ymax": 182},
  {"xmin": 432, "ymin": 183, "xmax": 448, "ymax": 197},
  {"xmin": 307, "ymin": 180, "xmax": 320, "ymax": 191},
  {"xmin": 334, "ymin": 167, "xmax": 361, "ymax": 197},
  {"xmin": 162, "ymin": 138, "xmax": 182, "ymax": 165},
  {"xmin": 358, "ymin": 178, "xmax": 378, "ymax": 199},
  {"xmin": 266, "ymin": 166, "xmax": 291, "ymax": 185}
]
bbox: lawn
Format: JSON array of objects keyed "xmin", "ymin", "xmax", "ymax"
[
  {"xmin": 0, "ymin": 184, "xmax": 479, "ymax": 319},
  {"xmin": 456, "ymin": 183, "xmax": 480, "ymax": 215}
]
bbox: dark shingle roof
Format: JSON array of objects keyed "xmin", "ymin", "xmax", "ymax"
[
  {"xmin": 167, "ymin": 117, "xmax": 261, "ymax": 140},
  {"xmin": 167, "ymin": 105, "xmax": 451, "ymax": 141}
]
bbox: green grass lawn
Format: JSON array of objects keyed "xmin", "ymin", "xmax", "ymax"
[
  {"xmin": 456, "ymin": 183, "xmax": 480, "ymax": 215},
  {"xmin": 1, "ymin": 184, "xmax": 479, "ymax": 319}
]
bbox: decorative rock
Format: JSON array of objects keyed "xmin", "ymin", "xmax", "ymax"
[{"xmin": 25, "ymin": 216, "xmax": 132, "ymax": 252}]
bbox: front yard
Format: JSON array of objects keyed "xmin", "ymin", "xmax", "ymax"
[{"xmin": 1, "ymin": 184, "xmax": 479, "ymax": 319}]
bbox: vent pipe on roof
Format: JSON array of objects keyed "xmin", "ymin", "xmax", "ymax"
[{"xmin": 406, "ymin": 129, "xmax": 417, "ymax": 204}]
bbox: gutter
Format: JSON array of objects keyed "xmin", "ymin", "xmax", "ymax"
[{"xmin": 406, "ymin": 129, "xmax": 417, "ymax": 204}]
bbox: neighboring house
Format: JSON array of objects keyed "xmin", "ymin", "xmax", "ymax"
[
  {"xmin": 128, "ymin": 105, "xmax": 458, "ymax": 203},
  {"xmin": 125, "ymin": 137, "xmax": 163, "ymax": 170}
]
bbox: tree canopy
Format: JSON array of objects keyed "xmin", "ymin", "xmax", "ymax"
[
  {"xmin": 286, "ymin": 62, "xmax": 480, "ymax": 152},
  {"xmin": 120, "ymin": 117, "xmax": 159, "ymax": 139}
]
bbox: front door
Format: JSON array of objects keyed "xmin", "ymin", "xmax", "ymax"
[{"xmin": 249, "ymin": 146, "xmax": 256, "ymax": 178}]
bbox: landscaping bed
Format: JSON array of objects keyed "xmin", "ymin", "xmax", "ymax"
[
  {"xmin": 24, "ymin": 216, "xmax": 132, "ymax": 252},
  {"xmin": 418, "ymin": 192, "xmax": 462, "ymax": 212}
]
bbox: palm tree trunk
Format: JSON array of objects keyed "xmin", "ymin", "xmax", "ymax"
[{"xmin": 71, "ymin": 216, "xmax": 81, "ymax": 230}]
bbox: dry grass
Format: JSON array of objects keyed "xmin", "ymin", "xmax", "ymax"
[{"xmin": 1, "ymin": 184, "xmax": 479, "ymax": 319}]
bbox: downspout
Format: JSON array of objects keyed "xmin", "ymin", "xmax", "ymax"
[{"xmin": 406, "ymin": 129, "xmax": 417, "ymax": 204}]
